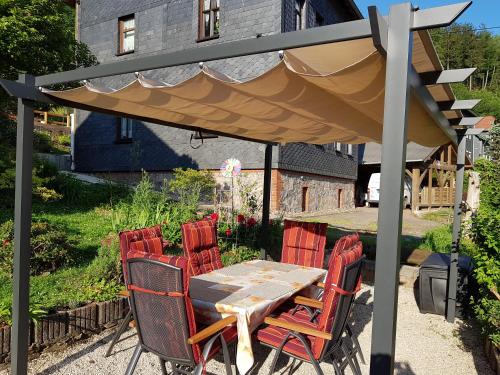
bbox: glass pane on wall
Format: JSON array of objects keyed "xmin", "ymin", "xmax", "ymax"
[
  {"xmin": 123, "ymin": 30, "xmax": 135, "ymax": 52},
  {"xmin": 204, "ymin": 0, "xmax": 210, "ymax": 11},
  {"xmin": 121, "ymin": 118, "xmax": 127, "ymax": 138},
  {"xmin": 204, "ymin": 13, "xmax": 210, "ymax": 36},
  {"xmin": 123, "ymin": 18, "xmax": 135, "ymax": 30},
  {"xmin": 214, "ymin": 10, "xmax": 219, "ymax": 34}
]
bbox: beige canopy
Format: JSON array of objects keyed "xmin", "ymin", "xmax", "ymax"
[{"xmin": 45, "ymin": 33, "xmax": 457, "ymax": 147}]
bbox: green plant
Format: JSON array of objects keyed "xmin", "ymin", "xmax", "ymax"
[
  {"xmin": 221, "ymin": 246, "xmax": 260, "ymax": 267},
  {"xmin": 420, "ymin": 224, "xmax": 477, "ymax": 256},
  {"xmin": 0, "ymin": 220, "xmax": 75, "ymax": 275},
  {"xmin": 56, "ymin": 134, "xmax": 71, "ymax": 146},
  {"xmin": 237, "ymin": 175, "xmax": 261, "ymax": 216},
  {"xmin": 169, "ymin": 168, "xmax": 215, "ymax": 208},
  {"xmin": 468, "ymin": 158, "xmax": 500, "ymax": 344},
  {"xmin": 0, "ymin": 301, "xmax": 47, "ymax": 326}
]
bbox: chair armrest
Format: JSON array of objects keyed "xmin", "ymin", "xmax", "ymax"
[
  {"xmin": 187, "ymin": 315, "xmax": 237, "ymax": 345},
  {"xmin": 264, "ymin": 317, "xmax": 331, "ymax": 340},
  {"xmin": 293, "ymin": 295, "xmax": 323, "ymax": 310},
  {"xmin": 316, "ymin": 282, "xmax": 325, "ymax": 288},
  {"xmin": 119, "ymin": 290, "xmax": 130, "ymax": 298}
]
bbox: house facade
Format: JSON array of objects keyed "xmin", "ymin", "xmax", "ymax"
[{"xmin": 74, "ymin": 0, "xmax": 361, "ymax": 215}]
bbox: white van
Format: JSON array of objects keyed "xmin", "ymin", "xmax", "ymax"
[{"xmin": 366, "ymin": 173, "xmax": 412, "ymax": 207}]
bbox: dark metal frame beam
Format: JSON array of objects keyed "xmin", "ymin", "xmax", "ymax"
[
  {"xmin": 437, "ymin": 99, "xmax": 481, "ymax": 111},
  {"xmin": 369, "ymin": 3, "xmax": 413, "ymax": 374},
  {"xmin": 260, "ymin": 145, "xmax": 273, "ymax": 260},
  {"xmin": 446, "ymin": 129, "xmax": 466, "ymax": 322},
  {"xmin": 11, "ymin": 74, "xmax": 35, "ymax": 375},
  {"xmin": 419, "ymin": 67, "xmax": 476, "ymax": 85},
  {"xmin": 34, "ymin": 2, "xmax": 471, "ymax": 87}
]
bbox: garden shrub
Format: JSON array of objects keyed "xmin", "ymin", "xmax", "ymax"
[
  {"xmin": 469, "ymin": 158, "xmax": 500, "ymax": 346},
  {"xmin": 0, "ymin": 220, "xmax": 75, "ymax": 275},
  {"xmin": 169, "ymin": 168, "xmax": 215, "ymax": 207},
  {"xmin": 420, "ymin": 224, "xmax": 477, "ymax": 256}
]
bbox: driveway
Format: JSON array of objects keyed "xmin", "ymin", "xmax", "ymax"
[{"xmin": 300, "ymin": 207, "xmax": 446, "ymax": 237}]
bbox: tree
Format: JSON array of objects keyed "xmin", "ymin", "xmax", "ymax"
[
  {"xmin": 487, "ymin": 124, "xmax": 500, "ymax": 162},
  {"xmin": 0, "ymin": 0, "xmax": 97, "ymax": 109}
]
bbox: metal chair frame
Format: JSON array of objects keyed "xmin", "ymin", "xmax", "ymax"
[
  {"xmin": 261, "ymin": 256, "xmax": 364, "ymax": 375},
  {"xmin": 124, "ymin": 257, "xmax": 234, "ymax": 375}
]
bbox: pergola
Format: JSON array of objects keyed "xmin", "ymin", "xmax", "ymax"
[{"xmin": 0, "ymin": 2, "xmax": 483, "ymax": 374}]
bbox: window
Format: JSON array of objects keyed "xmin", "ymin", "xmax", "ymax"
[
  {"xmin": 315, "ymin": 12, "xmax": 324, "ymax": 27},
  {"xmin": 347, "ymin": 144, "xmax": 353, "ymax": 156},
  {"xmin": 117, "ymin": 118, "xmax": 133, "ymax": 142},
  {"xmin": 295, "ymin": 0, "xmax": 305, "ymax": 31},
  {"xmin": 336, "ymin": 142, "xmax": 342, "ymax": 152},
  {"xmin": 118, "ymin": 15, "xmax": 135, "ymax": 54},
  {"xmin": 199, "ymin": 0, "xmax": 220, "ymax": 41}
]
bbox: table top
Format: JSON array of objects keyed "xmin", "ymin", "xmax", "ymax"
[
  {"xmin": 189, "ymin": 260, "xmax": 325, "ymax": 375},
  {"xmin": 189, "ymin": 260, "xmax": 325, "ymax": 310}
]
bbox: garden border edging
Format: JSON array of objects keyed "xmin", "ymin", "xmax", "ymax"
[{"xmin": 0, "ymin": 297, "xmax": 129, "ymax": 363}]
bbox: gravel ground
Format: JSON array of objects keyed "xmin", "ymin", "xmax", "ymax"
[{"xmin": 0, "ymin": 285, "xmax": 492, "ymax": 375}]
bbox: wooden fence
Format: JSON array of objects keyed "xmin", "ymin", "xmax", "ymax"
[{"xmin": 34, "ymin": 110, "xmax": 70, "ymax": 127}]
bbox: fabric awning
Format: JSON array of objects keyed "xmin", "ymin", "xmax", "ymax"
[{"xmin": 44, "ymin": 36, "xmax": 455, "ymax": 147}]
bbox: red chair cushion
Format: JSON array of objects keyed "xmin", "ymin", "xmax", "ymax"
[
  {"xmin": 256, "ymin": 310, "xmax": 323, "ymax": 360},
  {"xmin": 129, "ymin": 237, "xmax": 164, "ymax": 256},
  {"xmin": 119, "ymin": 225, "xmax": 163, "ymax": 282},
  {"xmin": 325, "ymin": 233, "xmax": 360, "ymax": 290},
  {"xmin": 280, "ymin": 220, "xmax": 327, "ymax": 269},
  {"xmin": 181, "ymin": 220, "xmax": 223, "ymax": 276}
]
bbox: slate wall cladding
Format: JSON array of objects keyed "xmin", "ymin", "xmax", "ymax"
[{"xmin": 76, "ymin": 0, "xmax": 359, "ymax": 181}]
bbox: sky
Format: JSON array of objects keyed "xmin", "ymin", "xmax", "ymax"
[{"xmin": 353, "ymin": 0, "xmax": 500, "ymax": 34}]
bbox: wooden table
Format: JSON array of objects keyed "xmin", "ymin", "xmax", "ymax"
[{"xmin": 189, "ymin": 260, "xmax": 326, "ymax": 374}]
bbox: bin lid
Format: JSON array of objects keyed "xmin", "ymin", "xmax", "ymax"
[{"xmin": 420, "ymin": 253, "xmax": 473, "ymax": 271}]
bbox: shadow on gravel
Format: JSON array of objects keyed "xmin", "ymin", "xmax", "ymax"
[{"xmin": 36, "ymin": 330, "xmax": 137, "ymax": 375}]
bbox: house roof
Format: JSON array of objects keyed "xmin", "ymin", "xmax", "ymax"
[
  {"xmin": 475, "ymin": 115, "xmax": 495, "ymax": 130},
  {"xmin": 360, "ymin": 142, "xmax": 437, "ymax": 165}
]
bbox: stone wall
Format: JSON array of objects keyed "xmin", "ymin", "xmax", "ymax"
[
  {"xmin": 278, "ymin": 170, "xmax": 355, "ymax": 214},
  {"xmin": 96, "ymin": 168, "xmax": 355, "ymax": 215}
]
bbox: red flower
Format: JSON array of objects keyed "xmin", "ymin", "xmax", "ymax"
[
  {"xmin": 225, "ymin": 228, "xmax": 232, "ymax": 237},
  {"xmin": 209, "ymin": 212, "xmax": 219, "ymax": 221},
  {"xmin": 247, "ymin": 217, "xmax": 257, "ymax": 227},
  {"xmin": 237, "ymin": 214, "xmax": 245, "ymax": 224},
  {"xmin": 2, "ymin": 240, "xmax": 10, "ymax": 246}
]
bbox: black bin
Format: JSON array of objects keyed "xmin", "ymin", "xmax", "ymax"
[{"xmin": 418, "ymin": 253, "xmax": 473, "ymax": 317}]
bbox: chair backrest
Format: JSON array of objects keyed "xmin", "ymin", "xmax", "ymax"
[
  {"xmin": 181, "ymin": 219, "xmax": 223, "ymax": 276},
  {"xmin": 312, "ymin": 242, "xmax": 364, "ymax": 358},
  {"xmin": 328, "ymin": 233, "xmax": 360, "ymax": 268},
  {"xmin": 324, "ymin": 233, "xmax": 360, "ymax": 289},
  {"xmin": 126, "ymin": 252, "xmax": 204, "ymax": 366},
  {"xmin": 280, "ymin": 220, "xmax": 327, "ymax": 268},
  {"xmin": 119, "ymin": 225, "xmax": 163, "ymax": 282}
]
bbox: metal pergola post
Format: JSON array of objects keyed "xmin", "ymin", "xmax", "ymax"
[
  {"xmin": 369, "ymin": 4, "xmax": 413, "ymax": 374},
  {"xmin": 11, "ymin": 74, "xmax": 35, "ymax": 375},
  {"xmin": 446, "ymin": 129, "xmax": 467, "ymax": 322},
  {"xmin": 260, "ymin": 144, "xmax": 273, "ymax": 260}
]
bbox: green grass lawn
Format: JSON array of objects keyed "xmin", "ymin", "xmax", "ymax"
[{"xmin": 0, "ymin": 183, "xmax": 127, "ymax": 318}]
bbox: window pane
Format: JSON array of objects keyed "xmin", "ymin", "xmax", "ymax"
[
  {"xmin": 204, "ymin": 0, "xmax": 210, "ymax": 10},
  {"xmin": 336, "ymin": 142, "xmax": 342, "ymax": 151},
  {"xmin": 123, "ymin": 18, "xmax": 135, "ymax": 30},
  {"xmin": 121, "ymin": 118, "xmax": 127, "ymax": 138},
  {"xmin": 127, "ymin": 119, "xmax": 133, "ymax": 139},
  {"xmin": 214, "ymin": 10, "xmax": 219, "ymax": 34},
  {"xmin": 123, "ymin": 30, "xmax": 135, "ymax": 52},
  {"xmin": 204, "ymin": 13, "xmax": 210, "ymax": 36}
]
